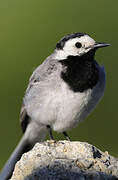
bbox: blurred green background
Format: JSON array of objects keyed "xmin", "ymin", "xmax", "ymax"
[{"xmin": 0, "ymin": 0, "xmax": 118, "ymax": 169}]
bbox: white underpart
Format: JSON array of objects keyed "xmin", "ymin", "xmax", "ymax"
[{"xmin": 54, "ymin": 35, "xmax": 95, "ymax": 60}]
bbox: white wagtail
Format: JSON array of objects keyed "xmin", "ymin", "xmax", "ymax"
[{"xmin": 0, "ymin": 33, "xmax": 110, "ymax": 180}]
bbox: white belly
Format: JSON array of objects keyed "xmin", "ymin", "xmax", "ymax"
[{"xmin": 52, "ymin": 80, "xmax": 104, "ymax": 132}]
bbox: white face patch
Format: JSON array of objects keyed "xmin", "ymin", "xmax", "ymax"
[{"xmin": 55, "ymin": 35, "xmax": 96, "ymax": 60}]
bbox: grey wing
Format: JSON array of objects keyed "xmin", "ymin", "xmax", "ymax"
[
  {"xmin": 20, "ymin": 58, "xmax": 58, "ymax": 133},
  {"xmin": 20, "ymin": 65, "xmax": 44, "ymax": 133}
]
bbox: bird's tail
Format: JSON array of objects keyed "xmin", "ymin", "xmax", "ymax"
[
  {"xmin": 0, "ymin": 123, "xmax": 48, "ymax": 180},
  {"xmin": 0, "ymin": 135, "xmax": 32, "ymax": 180}
]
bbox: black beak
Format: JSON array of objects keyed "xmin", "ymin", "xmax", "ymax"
[{"xmin": 94, "ymin": 42, "xmax": 110, "ymax": 49}]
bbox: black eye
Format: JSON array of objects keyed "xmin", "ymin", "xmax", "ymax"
[{"xmin": 75, "ymin": 42, "xmax": 82, "ymax": 48}]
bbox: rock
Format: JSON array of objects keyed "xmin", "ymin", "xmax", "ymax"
[{"xmin": 10, "ymin": 141, "xmax": 118, "ymax": 180}]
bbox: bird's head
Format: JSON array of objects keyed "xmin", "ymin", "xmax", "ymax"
[{"xmin": 55, "ymin": 33, "xmax": 110, "ymax": 60}]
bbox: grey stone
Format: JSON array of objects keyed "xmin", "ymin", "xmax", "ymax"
[{"xmin": 10, "ymin": 141, "xmax": 118, "ymax": 180}]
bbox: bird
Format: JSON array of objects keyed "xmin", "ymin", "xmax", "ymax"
[{"xmin": 0, "ymin": 32, "xmax": 110, "ymax": 180}]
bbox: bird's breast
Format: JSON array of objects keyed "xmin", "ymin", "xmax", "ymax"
[
  {"xmin": 24, "ymin": 65, "xmax": 105, "ymax": 133},
  {"xmin": 52, "ymin": 65, "xmax": 106, "ymax": 132}
]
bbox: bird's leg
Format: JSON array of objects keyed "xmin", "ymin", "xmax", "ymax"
[
  {"xmin": 47, "ymin": 125, "xmax": 54, "ymax": 140},
  {"xmin": 63, "ymin": 131, "xmax": 71, "ymax": 141}
]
